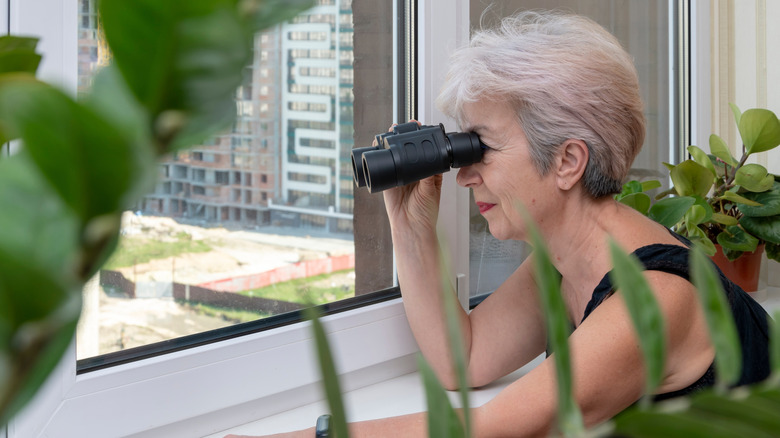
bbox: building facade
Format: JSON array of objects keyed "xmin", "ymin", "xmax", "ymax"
[{"xmin": 132, "ymin": 0, "xmax": 355, "ymax": 233}]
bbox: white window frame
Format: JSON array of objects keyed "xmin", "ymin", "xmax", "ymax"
[{"xmin": 6, "ymin": 0, "xmax": 472, "ymax": 436}]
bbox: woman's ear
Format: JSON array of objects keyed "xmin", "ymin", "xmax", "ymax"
[{"xmin": 555, "ymin": 139, "xmax": 588, "ymax": 191}]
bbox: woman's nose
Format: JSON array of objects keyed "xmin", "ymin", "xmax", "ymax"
[{"xmin": 456, "ymin": 165, "xmax": 481, "ymax": 187}]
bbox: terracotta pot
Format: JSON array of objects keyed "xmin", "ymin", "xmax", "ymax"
[{"xmin": 710, "ymin": 243, "xmax": 765, "ymax": 292}]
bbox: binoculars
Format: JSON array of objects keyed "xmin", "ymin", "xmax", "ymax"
[{"xmin": 352, "ymin": 122, "xmax": 484, "ymax": 193}]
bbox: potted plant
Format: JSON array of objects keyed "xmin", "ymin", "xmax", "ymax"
[{"xmin": 616, "ymin": 104, "xmax": 780, "ymax": 292}]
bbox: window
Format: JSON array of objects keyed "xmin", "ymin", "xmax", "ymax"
[
  {"xmin": 74, "ymin": 0, "xmax": 398, "ymax": 372},
  {"xmin": 464, "ymin": 1, "xmax": 680, "ymax": 304},
  {"xmin": 8, "ymin": 0, "xmax": 701, "ymax": 436}
]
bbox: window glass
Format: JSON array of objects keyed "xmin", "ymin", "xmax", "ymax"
[
  {"xmin": 467, "ymin": 1, "xmax": 675, "ymax": 301},
  {"xmin": 76, "ymin": 0, "xmax": 397, "ymax": 367}
]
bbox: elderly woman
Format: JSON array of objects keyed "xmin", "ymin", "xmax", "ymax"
[{"xmin": 234, "ymin": 10, "xmax": 770, "ymax": 438}]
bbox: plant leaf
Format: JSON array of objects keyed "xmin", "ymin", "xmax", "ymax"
[
  {"xmin": 686, "ymin": 205, "xmax": 708, "ymax": 227},
  {"xmin": 0, "ymin": 80, "xmax": 149, "ymax": 222},
  {"xmin": 649, "ymin": 196, "xmax": 696, "ymax": 228},
  {"xmin": 418, "ymin": 355, "xmax": 466, "ymax": 438},
  {"xmin": 238, "ymin": 0, "xmax": 316, "ymax": 33},
  {"xmin": 688, "ymin": 227, "xmax": 717, "ymax": 256},
  {"xmin": 618, "ymin": 192, "xmax": 651, "ymax": 215},
  {"xmin": 709, "ymin": 134, "xmax": 739, "ymax": 167},
  {"xmin": 99, "ymin": 0, "xmax": 250, "ymax": 150},
  {"xmin": 771, "ymin": 311, "xmax": 780, "ymax": 377},
  {"xmin": 521, "ymin": 206, "xmax": 584, "ymax": 435},
  {"xmin": 613, "ymin": 385, "xmax": 780, "ymax": 438},
  {"xmin": 642, "ymin": 180, "xmax": 662, "ymax": 191},
  {"xmin": 737, "ymin": 182, "xmax": 780, "ymax": 217},
  {"xmin": 671, "ymin": 160, "xmax": 714, "ymax": 198},
  {"xmin": 730, "ymin": 102, "xmax": 742, "ymax": 126},
  {"xmin": 608, "ymin": 239, "xmax": 666, "ymax": 398},
  {"xmin": 0, "ymin": 36, "xmax": 42, "ymax": 76},
  {"xmin": 435, "ymin": 232, "xmax": 471, "ymax": 436},
  {"xmin": 739, "ymin": 108, "xmax": 780, "ymax": 155},
  {"xmin": 722, "ymin": 190, "xmax": 761, "ymax": 207},
  {"xmin": 304, "ymin": 307, "xmax": 350, "ymax": 438},
  {"xmin": 688, "ymin": 145, "xmax": 716, "ymax": 177},
  {"xmin": 690, "ymin": 246, "xmax": 742, "ymax": 388},
  {"xmin": 767, "ymin": 242, "xmax": 780, "ymax": 263},
  {"xmin": 717, "ymin": 226, "xmax": 760, "ymax": 253},
  {"xmin": 710, "ymin": 213, "xmax": 739, "ymax": 226},
  {"xmin": 740, "ymin": 215, "xmax": 780, "ymax": 244},
  {"xmin": 735, "ymin": 164, "xmax": 774, "ymax": 193}
]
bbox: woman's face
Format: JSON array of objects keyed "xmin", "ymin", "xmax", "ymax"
[{"xmin": 456, "ymin": 99, "xmax": 558, "ymax": 241}]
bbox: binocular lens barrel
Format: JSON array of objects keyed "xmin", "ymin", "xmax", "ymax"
[{"xmin": 351, "ymin": 122, "xmax": 484, "ymax": 193}]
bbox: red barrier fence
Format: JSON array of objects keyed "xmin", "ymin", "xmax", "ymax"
[{"xmin": 196, "ymin": 253, "xmax": 355, "ymax": 292}]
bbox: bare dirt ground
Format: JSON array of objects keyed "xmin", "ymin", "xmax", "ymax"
[{"xmin": 77, "ymin": 213, "xmax": 355, "ymax": 359}]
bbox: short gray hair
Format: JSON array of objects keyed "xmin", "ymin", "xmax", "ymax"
[{"xmin": 436, "ymin": 11, "xmax": 646, "ymax": 198}]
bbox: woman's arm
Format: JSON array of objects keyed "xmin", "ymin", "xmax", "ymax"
[{"xmin": 383, "ymin": 175, "xmax": 547, "ymax": 389}]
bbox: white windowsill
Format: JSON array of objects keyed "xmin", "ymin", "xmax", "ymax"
[{"xmin": 208, "ymin": 355, "xmax": 545, "ymax": 437}]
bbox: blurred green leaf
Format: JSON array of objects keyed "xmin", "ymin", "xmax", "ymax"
[
  {"xmin": 0, "ymin": 154, "xmax": 80, "ymax": 278},
  {"xmin": 608, "ymin": 239, "xmax": 666, "ymax": 399},
  {"xmin": 522, "ymin": 207, "xmax": 584, "ymax": 436},
  {"xmin": 0, "ymin": 36, "xmax": 42, "ymax": 76},
  {"xmin": 418, "ymin": 355, "xmax": 466, "ymax": 438},
  {"xmin": 305, "ymin": 307, "xmax": 350, "ymax": 438},
  {"xmin": 771, "ymin": 311, "xmax": 780, "ymax": 377},
  {"xmin": 739, "ymin": 108, "xmax": 780, "ymax": 155},
  {"xmin": 0, "ymin": 80, "xmax": 149, "ymax": 222},
  {"xmin": 619, "ymin": 192, "xmax": 651, "ymax": 215},
  {"xmin": 690, "ymin": 246, "xmax": 742, "ymax": 388},
  {"xmin": 740, "ymin": 215, "xmax": 780, "ymax": 245},
  {"xmin": 688, "ymin": 145, "xmax": 716, "ymax": 177},
  {"xmin": 0, "ymin": 154, "xmax": 82, "ymax": 424},
  {"xmin": 0, "ymin": 293, "xmax": 79, "ymax": 427},
  {"xmin": 717, "ymin": 226, "xmax": 759, "ymax": 253},
  {"xmin": 649, "ymin": 196, "xmax": 696, "ymax": 228},
  {"xmin": 738, "ymin": 182, "xmax": 780, "ymax": 217},
  {"xmin": 671, "ymin": 160, "xmax": 714, "ymax": 198},
  {"xmin": 735, "ymin": 164, "xmax": 774, "ymax": 192},
  {"xmin": 613, "ymin": 384, "xmax": 780, "ymax": 438},
  {"xmin": 434, "ymin": 232, "xmax": 471, "ymax": 436},
  {"xmin": 99, "ymin": 0, "xmax": 249, "ymax": 150},
  {"xmin": 238, "ymin": 0, "xmax": 316, "ymax": 33},
  {"xmin": 709, "ymin": 134, "xmax": 739, "ymax": 168},
  {"xmin": 442, "ymin": 274, "xmax": 471, "ymax": 435}
]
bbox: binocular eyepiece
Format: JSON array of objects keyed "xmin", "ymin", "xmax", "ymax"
[{"xmin": 352, "ymin": 122, "xmax": 484, "ymax": 193}]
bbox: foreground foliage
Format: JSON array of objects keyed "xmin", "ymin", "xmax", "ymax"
[{"xmin": 0, "ymin": 0, "xmax": 314, "ymax": 426}]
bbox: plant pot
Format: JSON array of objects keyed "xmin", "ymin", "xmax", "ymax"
[{"xmin": 710, "ymin": 244, "xmax": 765, "ymax": 292}]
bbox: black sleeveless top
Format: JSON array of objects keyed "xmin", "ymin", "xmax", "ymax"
[{"xmin": 581, "ymin": 231, "xmax": 771, "ymax": 401}]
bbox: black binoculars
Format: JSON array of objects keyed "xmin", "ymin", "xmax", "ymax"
[{"xmin": 352, "ymin": 122, "xmax": 484, "ymax": 193}]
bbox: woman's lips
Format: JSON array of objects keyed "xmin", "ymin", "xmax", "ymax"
[{"xmin": 476, "ymin": 202, "xmax": 495, "ymax": 214}]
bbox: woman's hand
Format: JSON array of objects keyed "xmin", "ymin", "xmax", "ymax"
[{"xmin": 379, "ymin": 121, "xmax": 443, "ymax": 235}]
